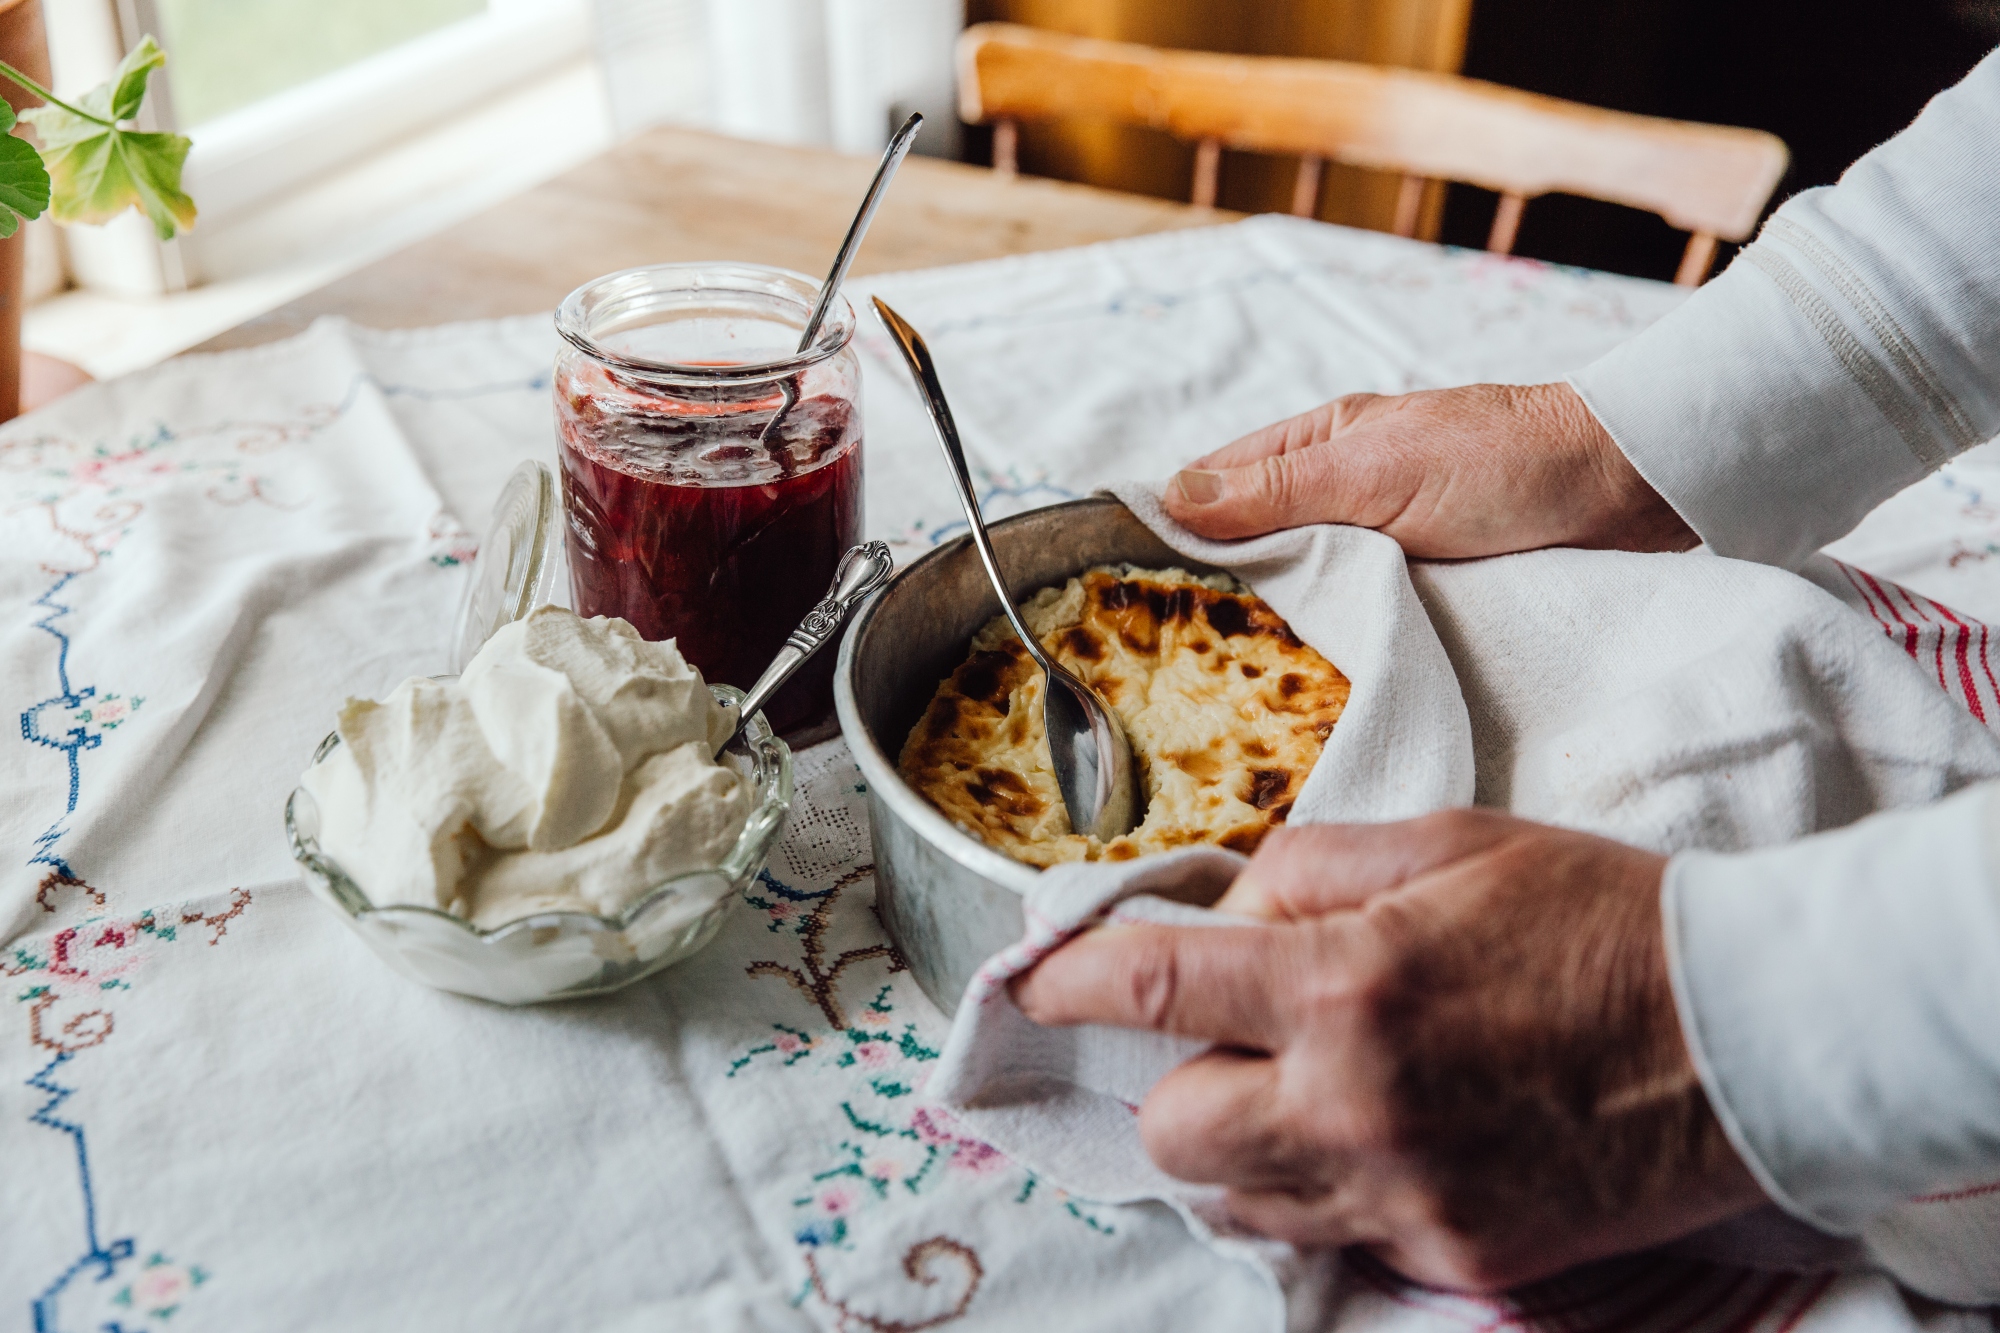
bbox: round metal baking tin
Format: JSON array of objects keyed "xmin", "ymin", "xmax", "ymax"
[{"xmin": 833, "ymin": 496, "xmax": 1230, "ymax": 1016}]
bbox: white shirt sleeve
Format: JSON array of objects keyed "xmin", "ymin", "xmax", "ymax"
[
  {"xmin": 1567, "ymin": 45, "xmax": 2000, "ymax": 571},
  {"xmin": 1565, "ymin": 50, "xmax": 2000, "ymax": 1257},
  {"xmin": 1664, "ymin": 782, "xmax": 2000, "ymax": 1233}
]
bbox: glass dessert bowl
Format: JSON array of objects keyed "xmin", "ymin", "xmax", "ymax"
[{"xmin": 285, "ymin": 683, "xmax": 792, "ymax": 1005}]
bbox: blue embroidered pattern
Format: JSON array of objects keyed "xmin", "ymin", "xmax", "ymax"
[
  {"xmin": 15, "ymin": 575, "xmax": 205, "ymax": 1333},
  {"xmin": 28, "ymin": 1051, "xmax": 135, "ymax": 1333},
  {"xmin": 21, "ymin": 574, "xmax": 91, "ymax": 884},
  {"xmin": 8, "ymin": 347, "xmax": 561, "ymax": 1331}
]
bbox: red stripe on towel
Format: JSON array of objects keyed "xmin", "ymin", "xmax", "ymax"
[
  {"xmin": 1859, "ymin": 569, "xmax": 1925, "ymax": 667},
  {"xmin": 1898, "ymin": 584, "xmax": 1953, "ymax": 692},
  {"xmin": 1930, "ymin": 600, "xmax": 1988, "ymax": 723},
  {"xmin": 1838, "ymin": 562, "xmax": 1897, "ymax": 636}
]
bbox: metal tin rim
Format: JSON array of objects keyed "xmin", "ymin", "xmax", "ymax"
[{"xmin": 833, "ymin": 499, "xmax": 1158, "ymax": 900}]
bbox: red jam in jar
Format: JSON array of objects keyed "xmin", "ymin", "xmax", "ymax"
[{"xmin": 554, "ymin": 264, "xmax": 863, "ymax": 735}]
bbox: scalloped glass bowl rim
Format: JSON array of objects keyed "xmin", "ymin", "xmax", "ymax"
[{"xmin": 283, "ymin": 683, "xmax": 793, "ymax": 945}]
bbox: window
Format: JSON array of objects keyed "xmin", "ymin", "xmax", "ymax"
[
  {"xmin": 152, "ymin": 0, "xmax": 488, "ymax": 127},
  {"xmin": 28, "ymin": 0, "xmax": 605, "ymax": 375},
  {"xmin": 40, "ymin": 0, "xmax": 592, "ymax": 298}
]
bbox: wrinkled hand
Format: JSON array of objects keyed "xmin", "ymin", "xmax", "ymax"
[
  {"xmin": 1162, "ymin": 383, "xmax": 1697, "ymax": 557},
  {"xmin": 1011, "ymin": 812, "xmax": 1764, "ymax": 1291}
]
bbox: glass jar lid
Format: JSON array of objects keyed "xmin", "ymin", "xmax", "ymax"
[{"xmin": 451, "ymin": 460, "xmax": 564, "ymax": 672}]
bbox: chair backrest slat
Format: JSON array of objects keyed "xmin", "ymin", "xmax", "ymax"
[
  {"xmin": 1391, "ymin": 174, "xmax": 1427, "ymax": 238},
  {"xmin": 959, "ymin": 22, "xmax": 1788, "ymax": 283},
  {"xmin": 1488, "ymin": 191, "xmax": 1527, "ymax": 255},
  {"xmin": 1291, "ymin": 156, "xmax": 1323, "ymax": 218},
  {"xmin": 1191, "ymin": 137, "xmax": 1223, "ymax": 207}
]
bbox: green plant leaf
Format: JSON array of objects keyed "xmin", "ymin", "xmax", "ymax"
[
  {"xmin": 19, "ymin": 36, "xmax": 194, "ymax": 239},
  {"xmin": 0, "ymin": 132, "xmax": 52, "ymax": 238},
  {"xmin": 19, "ymin": 87, "xmax": 112, "ymax": 153},
  {"xmin": 31, "ymin": 127, "xmax": 192, "ymax": 239},
  {"xmin": 108, "ymin": 36, "xmax": 166, "ymax": 122}
]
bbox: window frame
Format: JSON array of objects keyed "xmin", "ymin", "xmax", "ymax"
[{"xmin": 44, "ymin": 0, "xmax": 591, "ymax": 295}]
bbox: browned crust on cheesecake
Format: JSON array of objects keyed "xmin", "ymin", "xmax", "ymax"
[{"xmin": 898, "ymin": 566, "xmax": 1349, "ymax": 867}]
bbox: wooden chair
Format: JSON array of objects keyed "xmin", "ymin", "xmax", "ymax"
[{"xmin": 957, "ymin": 22, "xmax": 1789, "ymax": 286}]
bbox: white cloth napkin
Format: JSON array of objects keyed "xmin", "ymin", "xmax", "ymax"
[
  {"xmin": 928, "ymin": 484, "xmax": 2000, "ymax": 1304},
  {"xmin": 927, "ymin": 481, "xmax": 1476, "ymax": 1323},
  {"xmin": 927, "ymin": 482, "xmax": 1475, "ymax": 1322}
]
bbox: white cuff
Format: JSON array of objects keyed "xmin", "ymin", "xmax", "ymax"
[
  {"xmin": 1664, "ymin": 782, "xmax": 2000, "ymax": 1233},
  {"xmin": 1568, "ymin": 256, "xmax": 1931, "ymax": 571}
]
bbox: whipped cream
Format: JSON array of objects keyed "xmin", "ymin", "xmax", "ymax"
[{"xmin": 301, "ymin": 606, "xmax": 750, "ymax": 927}]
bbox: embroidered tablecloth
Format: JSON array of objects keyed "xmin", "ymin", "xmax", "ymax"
[{"xmin": 4, "ymin": 215, "xmax": 1989, "ymax": 1332}]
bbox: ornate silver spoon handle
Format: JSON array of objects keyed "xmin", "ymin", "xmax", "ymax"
[{"xmin": 723, "ymin": 541, "xmax": 895, "ymax": 748}]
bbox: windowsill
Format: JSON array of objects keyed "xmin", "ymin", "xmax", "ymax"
[{"xmin": 25, "ymin": 56, "xmax": 613, "ymax": 379}]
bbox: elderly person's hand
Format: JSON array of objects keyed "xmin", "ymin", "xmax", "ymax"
[
  {"xmin": 1163, "ymin": 383, "xmax": 1697, "ymax": 557},
  {"xmin": 1011, "ymin": 812, "xmax": 1767, "ymax": 1292}
]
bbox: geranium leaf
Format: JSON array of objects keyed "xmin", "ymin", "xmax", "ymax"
[
  {"xmin": 0, "ymin": 131, "xmax": 51, "ymax": 236},
  {"xmin": 108, "ymin": 36, "xmax": 167, "ymax": 122},
  {"xmin": 113, "ymin": 130, "xmax": 194, "ymax": 238},
  {"xmin": 20, "ymin": 86, "xmax": 114, "ymax": 151},
  {"xmin": 17, "ymin": 37, "xmax": 194, "ymax": 239},
  {"xmin": 35, "ymin": 127, "xmax": 193, "ymax": 238}
]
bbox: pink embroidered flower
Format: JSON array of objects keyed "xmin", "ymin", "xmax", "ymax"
[
  {"xmin": 47, "ymin": 923, "xmax": 145, "ymax": 987},
  {"xmin": 910, "ymin": 1107, "xmax": 1008, "ymax": 1174},
  {"xmin": 866, "ymin": 1157, "xmax": 902, "ymax": 1183},
  {"xmin": 131, "ymin": 1263, "xmax": 194, "ymax": 1313},
  {"xmin": 949, "ymin": 1139, "xmax": 1006, "ymax": 1175},
  {"xmin": 910, "ymin": 1106, "xmax": 956, "ymax": 1147},
  {"xmin": 854, "ymin": 1041, "xmax": 891, "ymax": 1069},
  {"xmin": 817, "ymin": 1185, "xmax": 858, "ymax": 1216},
  {"xmin": 94, "ymin": 698, "xmax": 129, "ymax": 725},
  {"xmin": 767, "ymin": 903, "xmax": 796, "ymax": 923},
  {"xmin": 774, "ymin": 1032, "xmax": 806, "ymax": 1055}
]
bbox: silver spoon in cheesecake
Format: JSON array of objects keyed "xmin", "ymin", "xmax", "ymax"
[{"xmin": 871, "ymin": 297, "xmax": 1142, "ymax": 842}]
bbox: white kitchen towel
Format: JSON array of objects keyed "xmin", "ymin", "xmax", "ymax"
[
  {"xmin": 926, "ymin": 481, "xmax": 1477, "ymax": 1324},
  {"xmin": 1412, "ymin": 547, "xmax": 2000, "ymax": 847},
  {"xmin": 926, "ymin": 480, "xmax": 1475, "ymax": 1152},
  {"xmin": 1416, "ymin": 545, "xmax": 2000, "ymax": 1302},
  {"xmin": 928, "ymin": 490, "xmax": 2000, "ymax": 1301}
]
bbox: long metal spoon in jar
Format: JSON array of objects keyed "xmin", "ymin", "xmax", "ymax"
[
  {"xmin": 760, "ymin": 112, "xmax": 924, "ymax": 446},
  {"xmin": 871, "ymin": 297, "xmax": 1142, "ymax": 842},
  {"xmin": 721, "ymin": 541, "xmax": 896, "ymax": 750}
]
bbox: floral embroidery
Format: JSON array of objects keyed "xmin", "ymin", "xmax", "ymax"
[
  {"xmin": 745, "ymin": 866, "xmax": 904, "ymax": 1029},
  {"xmin": 112, "ymin": 1254, "xmax": 210, "ymax": 1319},
  {"xmin": 1, "ymin": 356, "xmax": 569, "ymax": 1332},
  {"xmin": 425, "ymin": 509, "xmax": 479, "ymax": 568},
  {"xmin": 804, "ymin": 1236, "xmax": 983, "ymax": 1333},
  {"xmin": 732, "ymin": 869, "xmax": 1117, "ymax": 1288},
  {"xmin": 5, "ymin": 398, "xmax": 307, "ymax": 1329},
  {"xmin": 66, "ymin": 690, "xmax": 142, "ymax": 731},
  {"xmin": 2, "ymin": 398, "xmax": 350, "ymax": 575},
  {"xmin": 8, "ymin": 893, "xmax": 245, "ymax": 1331}
]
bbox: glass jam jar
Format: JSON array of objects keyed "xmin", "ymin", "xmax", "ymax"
[{"xmin": 554, "ymin": 263, "xmax": 863, "ymax": 736}]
